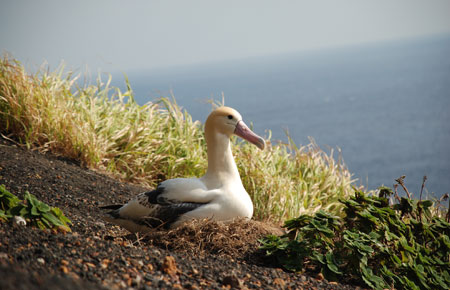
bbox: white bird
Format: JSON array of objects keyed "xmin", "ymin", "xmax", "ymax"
[{"xmin": 101, "ymin": 106, "xmax": 265, "ymax": 232}]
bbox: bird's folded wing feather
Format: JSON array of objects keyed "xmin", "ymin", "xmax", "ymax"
[{"xmin": 156, "ymin": 178, "xmax": 221, "ymax": 203}]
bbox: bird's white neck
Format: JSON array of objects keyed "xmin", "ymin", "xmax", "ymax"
[{"xmin": 203, "ymin": 131, "xmax": 241, "ymax": 188}]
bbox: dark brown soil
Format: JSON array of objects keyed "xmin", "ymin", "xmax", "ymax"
[{"xmin": 0, "ymin": 136, "xmax": 365, "ymax": 290}]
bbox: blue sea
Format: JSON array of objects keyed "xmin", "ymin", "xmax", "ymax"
[{"xmin": 113, "ymin": 35, "xmax": 450, "ymax": 197}]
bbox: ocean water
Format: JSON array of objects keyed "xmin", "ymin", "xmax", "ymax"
[{"xmin": 113, "ymin": 35, "xmax": 450, "ymax": 197}]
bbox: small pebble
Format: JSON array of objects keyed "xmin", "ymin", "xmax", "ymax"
[
  {"xmin": 222, "ymin": 274, "xmax": 242, "ymax": 288},
  {"xmin": 119, "ymin": 280, "xmax": 127, "ymax": 288},
  {"xmin": 133, "ymin": 274, "xmax": 142, "ymax": 286},
  {"xmin": 37, "ymin": 258, "xmax": 45, "ymax": 265},
  {"xmin": 151, "ymin": 277, "xmax": 161, "ymax": 286},
  {"xmin": 13, "ymin": 216, "xmax": 26, "ymax": 226},
  {"xmin": 94, "ymin": 221, "xmax": 105, "ymax": 228},
  {"xmin": 273, "ymin": 277, "xmax": 285, "ymax": 286},
  {"xmin": 162, "ymin": 256, "xmax": 178, "ymax": 277}
]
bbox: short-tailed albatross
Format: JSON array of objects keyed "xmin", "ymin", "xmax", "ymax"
[{"xmin": 101, "ymin": 106, "xmax": 265, "ymax": 232}]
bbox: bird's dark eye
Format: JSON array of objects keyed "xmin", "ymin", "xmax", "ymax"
[{"xmin": 227, "ymin": 115, "xmax": 233, "ymax": 120}]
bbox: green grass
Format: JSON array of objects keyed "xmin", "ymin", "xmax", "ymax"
[{"xmin": 0, "ymin": 56, "xmax": 357, "ymax": 223}]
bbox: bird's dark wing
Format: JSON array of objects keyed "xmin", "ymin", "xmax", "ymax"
[
  {"xmin": 142, "ymin": 185, "xmax": 206, "ymax": 228},
  {"xmin": 101, "ymin": 184, "xmax": 207, "ymax": 229}
]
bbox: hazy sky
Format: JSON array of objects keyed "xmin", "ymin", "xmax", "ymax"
[{"xmin": 1, "ymin": 0, "xmax": 450, "ymax": 72}]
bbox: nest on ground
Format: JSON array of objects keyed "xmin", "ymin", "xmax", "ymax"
[{"xmin": 139, "ymin": 218, "xmax": 284, "ymax": 258}]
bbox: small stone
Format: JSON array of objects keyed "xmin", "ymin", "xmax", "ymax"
[
  {"xmin": 316, "ymin": 272, "xmax": 324, "ymax": 280},
  {"xmin": 162, "ymin": 256, "xmax": 178, "ymax": 277},
  {"xmin": 13, "ymin": 216, "xmax": 26, "ymax": 226},
  {"xmin": 184, "ymin": 283, "xmax": 199, "ymax": 290},
  {"xmin": 37, "ymin": 258, "xmax": 45, "ymax": 265},
  {"xmin": 94, "ymin": 221, "xmax": 105, "ymax": 228},
  {"xmin": 60, "ymin": 266, "xmax": 69, "ymax": 274},
  {"xmin": 147, "ymin": 263, "xmax": 154, "ymax": 271},
  {"xmin": 133, "ymin": 274, "xmax": 142, "ymax": 286},
  {"xmin": 223, "ymin": 274, "xmax": 242, "ymax": 288},
  {"xmin": 119, "ymin": 280, "xmax": 127, "ymax": 288},
  {"xmin": 329, "ymin": 281, "xmax": 338, "ymax": 285},
  {"xmin": 68, "ymin": 272, "xmax": 80, "ymax": 280},
  {"xmin": 151, "ymin": 277, "xmax": 161, "ymax": 286},
  {"xmin": 131, "ymin": 259, "xmax": 144, "ymax": 268},
  {"xmin": 273, "ymin": 277, "xmax": 285, "ymax": 287},
  {"xmin": 101, "ymin": 259, "xmax": 110, "ymax": 269}
]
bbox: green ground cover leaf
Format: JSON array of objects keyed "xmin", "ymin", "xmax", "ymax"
[
  {"xmin": 0, "ymin": 185, "xmax": 71, "ymax": 232},
  {"xmin": 0, "ymin": 184, "xmax": 20, "ymax": 214},
  {"xmin": 260, "ymin": 187, "xmax": 450, "ymax": 290}
]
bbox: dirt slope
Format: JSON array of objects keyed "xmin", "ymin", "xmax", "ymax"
[{"xmin": 0, "ymin": 137, "xmax": 363, "ymax": 289}]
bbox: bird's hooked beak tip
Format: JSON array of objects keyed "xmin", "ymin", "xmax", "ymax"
[
  {"xmin": 234, "ymin": 120, "xmax": 265, "ymax": 150},
  {"xmin": 255, "ymin": 137, "xmax": 265, "ymax": 150}
]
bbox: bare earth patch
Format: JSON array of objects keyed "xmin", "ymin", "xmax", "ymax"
[{"xmin": 0, "ymin": 136, "xmax": 364, "ymax": 289}]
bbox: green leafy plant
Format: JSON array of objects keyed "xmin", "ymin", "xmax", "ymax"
[
  {"xmin": 260, "ymin": 178, "xmax": 450, "ymax": 290},
  {"xmin": 0, "ymin": 184, "xmax": 21, "ymax": 220},
  {"xmin": 0, "ymin": 184, "xmax": 72, "ymax": 232}
]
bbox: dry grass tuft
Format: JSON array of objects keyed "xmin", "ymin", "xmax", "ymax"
[{"xmin": 142, "ymin": 218, "xmax": 284, "ymax": 258}]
